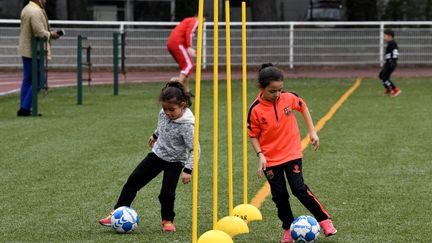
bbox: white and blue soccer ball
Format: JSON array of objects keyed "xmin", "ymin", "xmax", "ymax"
[
  {"xmin": 290, "ymin": 215, "xmax": 320, "ymax": 242},
  {"xmin": 110, "ymin": 206, "xmax": 139, "ymax": 233}
]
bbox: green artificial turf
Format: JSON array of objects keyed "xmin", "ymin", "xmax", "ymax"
[{"xmin": 0, "ymin": 77, "xmax": 431, "ymax": 242}]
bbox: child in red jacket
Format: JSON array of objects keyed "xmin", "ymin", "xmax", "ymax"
[{"xmin": 167, "ymin": 16, "xmax": 205, "ymax": 93}]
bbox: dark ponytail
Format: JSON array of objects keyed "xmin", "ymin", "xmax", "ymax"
[
  {"xmin": 159, "ymin": 81, "xmax": 192, "ymax": 107},
  {"xmin": 258, "ymin": 63, "xmax": 284, "ymax": 88}
]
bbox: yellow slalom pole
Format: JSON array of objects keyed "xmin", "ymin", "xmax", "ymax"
[
  {"xmin": 216, "ymin": 0, "xmax": 249, "ymax": 237},
  {"xmin": 213, "ymin": 0, "xmax": 219, "ymax": 230},
  {"xmin": 232, "ymin": 1, "xmax": 262, "ymax": 224},
  {"xmin": 197, "ymin": 1, "xmax": 233, "ymax": 242},
  {"xmin": 192, "ymin": 0, "xmax": 205, "ymax": 242},
  {"xmin": 225, "ymin": 0, "xmax": 234, "ymax": 217},
  {"xmin": 199, "ymin": 4, "xmax": 235, "ymax": 241},
  {"xmin": 241, "ymin": 0, "xmax": 248, "ymax": 205}
]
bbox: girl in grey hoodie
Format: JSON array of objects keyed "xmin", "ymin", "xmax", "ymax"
[{"xmin": 99, "ymin": 81, "xmax": 197, "ymax": 232}]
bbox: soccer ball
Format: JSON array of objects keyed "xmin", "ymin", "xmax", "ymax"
[
  {"xmin": 110, "ymin": 206, "xmax": 139, "ymax": 233},
  {"xmin": 290, "ymin": 215, "xmax": 320, "ymax": 242}
]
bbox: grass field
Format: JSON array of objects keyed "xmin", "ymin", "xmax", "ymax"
[{"xmin": 0, "ymin": 77, "xmax": 431, "ymax": 243}]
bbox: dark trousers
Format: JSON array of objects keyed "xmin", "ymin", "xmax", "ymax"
[
  {"xmin": 379, "ymin": 61, "xmax": 397, "ymax": 89},
  {"xmin": 264, "ymin": 158, "xmax": 330, "ymax": 229},
  {"xmin": 20, "ymin": 57, "xmax": 44, "ymax": 110},
  {"xmin": 114, "ymin": 152, "xmax": 184, "ymax": 221}
]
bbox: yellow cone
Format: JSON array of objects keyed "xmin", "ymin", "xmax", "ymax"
[
  {"xmin": 233, "ymin": 204, "xmax": 263, "ymax": 223},
  {"xmin": 217, "ymin": 216, "xmax": 249, "ymax": 237},
  {"xmin": 198, "ymin": 230, "xmax": 233, "ymax": 243}
]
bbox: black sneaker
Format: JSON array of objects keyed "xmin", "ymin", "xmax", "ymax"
[
  {"xmin": 17, "ymin": 108, "xmax": 42, "ymax": 117},
  {"xmin": 17, "ymin": 108, "xmax": 31, "ymax": 117}
]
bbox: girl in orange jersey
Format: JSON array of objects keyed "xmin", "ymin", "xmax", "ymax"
[{"xmin": 247, "ymin": 63, "xmax": 337, "ymax": 243}]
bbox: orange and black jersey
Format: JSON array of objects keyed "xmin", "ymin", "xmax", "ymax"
[{"xmin": 248, "ymin": 91, "xmax": 306, "ymax": 167}]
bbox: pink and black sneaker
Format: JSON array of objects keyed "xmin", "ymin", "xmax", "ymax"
[
  {"xmin": 320, "ymin": 219, "xmax": 337, "ymax": 236},
  {"xmin": 99, "ymin": 210, "xmax": 114, "ymax": 227},
  {"xmin": 281, "ymin": 229, "xmax": 294, "ymax": 243},
  {"xmin": 162, "ymin": 220, "xmax": 176, "ymax": 232}
]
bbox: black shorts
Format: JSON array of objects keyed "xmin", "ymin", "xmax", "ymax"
[{"xmin": 379, "ymin": 61, "xmax": 397, "ymax": 81}]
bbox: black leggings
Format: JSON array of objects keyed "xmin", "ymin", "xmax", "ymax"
[
  {"xmin": 265, "ymin": 158, "xmax": 331, "ymax": 229},
  {"xmin": 114, "ymin": 152, "xmax": 183, "ymax": 221}
]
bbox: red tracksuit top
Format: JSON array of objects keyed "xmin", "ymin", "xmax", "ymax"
[
  {"xmin": 167, "ymin": 17, "xmax": 198, "ymax": 48},
  {"xmin": 247, "ymin": 91, "xmax": 307, "ymax": 167}
]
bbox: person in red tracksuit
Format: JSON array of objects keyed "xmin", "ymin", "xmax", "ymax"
[
  {"xmin": 248, "ymin": 63, "xmax": 337, "ymax": 243},
  {"xmin": 167, "ymin": 16, "xmax": 204, "ymax": 93}
]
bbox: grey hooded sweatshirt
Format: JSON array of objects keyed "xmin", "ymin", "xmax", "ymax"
[{"xmin": 152, "ymin": 108, "xmax": 198, "ymax": 173}]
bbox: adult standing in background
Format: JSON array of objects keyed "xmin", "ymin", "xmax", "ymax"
[
  {"xmin": 167, "ymin": 16, "xmax": 205, "ymax": 94},
  {"xmin": 17, "ymin": 0, "xmax": 60, "ymax": 116}
]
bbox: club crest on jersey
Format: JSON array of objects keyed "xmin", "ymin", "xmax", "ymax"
[
  {"xmin": 284, "ymin": 106, "xmax": 292, "ymax": 116},
  {"xmin": 265, "ymin": 170, "xmax": 274, "ymax": 179},
  {"xmin": 293, "ymin": 164, "xmax": 301, "ymax": 173},
  {"xmin": 261, "ymin": 117, "xmax": 267, "ymax": 124}
]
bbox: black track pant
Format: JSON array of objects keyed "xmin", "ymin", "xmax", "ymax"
[
  {"xmin": 379, "ymin": 61, "xmax": 397, "ymax": 89},
  {"xmin": 114, "ymin": 152, "xmax": 183, "ymax": 221},
  {"xmin": 264, "ymin": 158, "xmax": 331, "ymax": 229}
]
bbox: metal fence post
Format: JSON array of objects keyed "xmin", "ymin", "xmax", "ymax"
[
  {"xmin": 289, "ymin": 23, "xmax": 294, "ymax": 69},
  {"xmin": 38, "ymin": 39, "xmax": 45, "ymax": 91},
  {"xmin": 113, "ymin": 32, "xmax": 119, "ymax": 96},
  {"xmin": 77, "ymin": 35, "xmax": 83, "ymax": 105},
  {"xmin": 121, "ymin": 32, "xmax": 126, "ymax": 74},
  {"xmin": 203, "ymin": 23, "xmax": 207, "ymax": 69},
  {"xmin": 379, "ymin": 22, "xmax": 384, "ymax": 67},
  {"xmin": 121, "ymin": 31, "xmax": 127, "ymax": 82},
  {"xmin": 31, "ymin": 37, "xmax": 44, "ymax": 117}
]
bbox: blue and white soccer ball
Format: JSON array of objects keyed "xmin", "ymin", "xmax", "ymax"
[
  {"xmin": 110, "ymin": 206, "xmax": 139, "ymax": 233},
  {"xmin": 290, "ymin": 215, "xmax": 320, "ymax": 242}
]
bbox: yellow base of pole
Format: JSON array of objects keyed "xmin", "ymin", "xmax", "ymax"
[
  {"xmin": 233, "ymin": 203, "xmax": 263, "ymax": 223},
  {"xmin": 198, "ymin": 230, "xmax": 233, "ymax": 243},
  {"xmin": 217, "ymin": 215, "xmax": 249, "ymax": 237}
]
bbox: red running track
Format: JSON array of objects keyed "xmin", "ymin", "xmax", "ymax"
[{"xmin": 1, "ymin": 67, "xmax": 432, "ymax": 96}]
